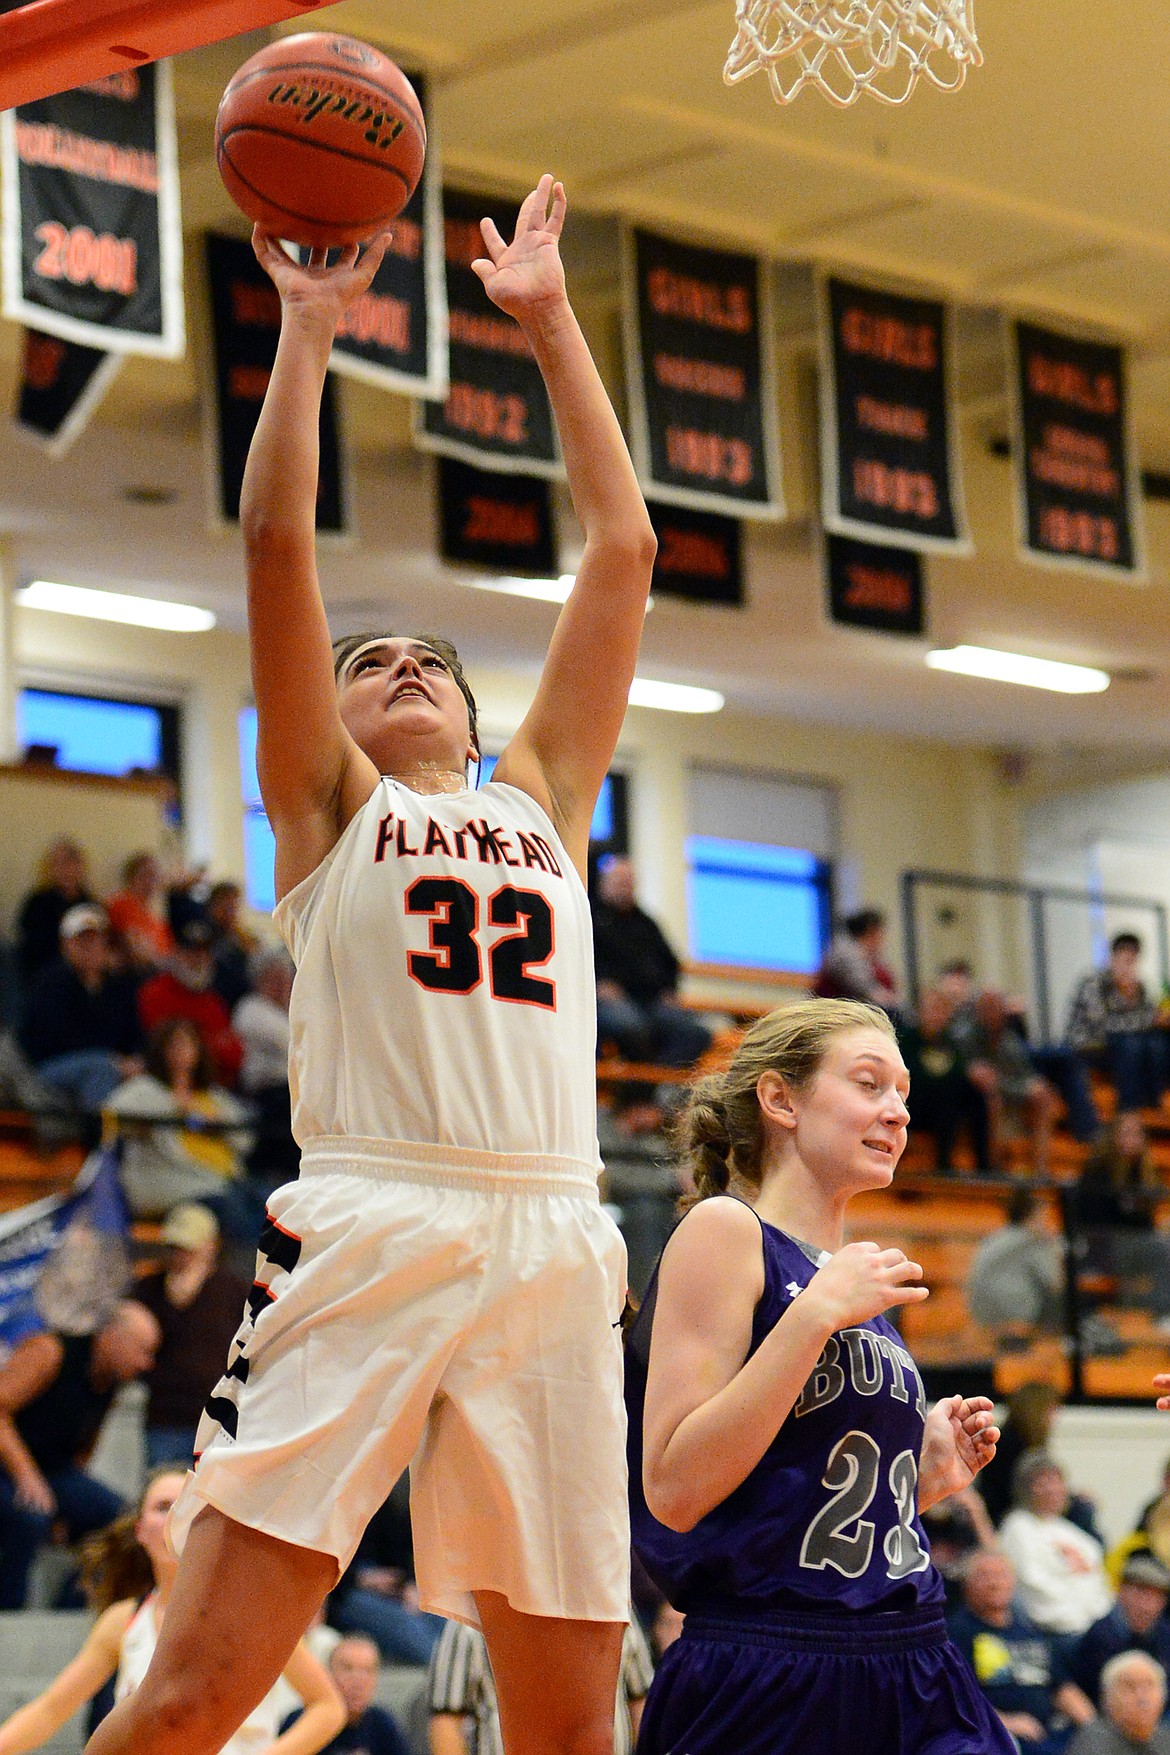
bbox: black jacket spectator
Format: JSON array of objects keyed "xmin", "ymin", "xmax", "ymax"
[
  {"xmin": 15, "ymin": 838, "xmax": 93, "ymax": 982},
  {"xmin": 20, "ymin": 952, "xmax": 141, "ymax": 1066},
  {"xmin": 593, "ymin": 892, "xmax": 680, "ymax": 1007},
  {"xmin": 1067, "ymin": 1555, "xmax": 1170, "ymax": 1709},
  {"xmin": 591, "ymin": 855, "xmax": 710, "ymax": 1071}
]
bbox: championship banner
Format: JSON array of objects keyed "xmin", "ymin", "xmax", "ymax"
[
  {"xmin": 329, "ymin": 71, "xmax": 447, "ymax": 400},
  {"xmin": 417, "ymin": 188, "xmax": 560, "ymax": 477},
  {"xmin": 624, "ymin": 228, "xmax": 782, "ymax": 520},
  {"xmin": 1010, "ymin": 321, "xmax": 1144, "ymax": 578},
  {"xmin": 825, "ymin": 533, "xmax": 925, "ymax": 637},
  {"xmin": 820, "ymin": 276, "xmax": 968, "ymax": 553},
  {"xmin": 0, "ymin": 62, "xmax": 184, "ymax": 358},
  {"xmin": 0, "ymin": 1144, "xmax": 129, "ymax": 1363},
  {"xmin": 205, "ymin": 233, "xmax": 347, "ymax": 532},
  {"xmin": 648, "ymin": 501, "xmax": 743, "ymax": 606},
  {"xmin": 14, "ymin": 327, "xmax": 123, "ymax": 456},
  {"xmin": 438, "ymin": 455, "xmax": 558, "ymax": 576}
]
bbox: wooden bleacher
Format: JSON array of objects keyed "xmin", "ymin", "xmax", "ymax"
[{"xmin": 0, "ymin": 1112, "xmax": 83, "ymax": 1213}]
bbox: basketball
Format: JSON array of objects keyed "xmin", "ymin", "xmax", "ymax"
[{"xmin": 215, "ymin": 34, "xmax": 426, "ymax": 249}]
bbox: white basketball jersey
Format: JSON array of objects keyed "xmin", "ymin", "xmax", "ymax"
[
  {"xmin": 275, "ymin": 779, "xmax": 601, "ymax": 1166},
  {"xmin": 116, "ymin": 1596, "xmax": 286, "ymax": 1753}
]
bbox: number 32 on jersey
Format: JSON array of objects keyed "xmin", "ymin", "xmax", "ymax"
[{"xmin": 405, "ymin": 877, "xmax": 557, "ymax": 1009}]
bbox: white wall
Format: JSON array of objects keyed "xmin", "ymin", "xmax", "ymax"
[{"xmin": 1051, "ymin": 1405, "xmax": 1170, "ymax": 1550}]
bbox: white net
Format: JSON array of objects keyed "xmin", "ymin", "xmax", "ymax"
[{"xmin": 724, "ymin": 0, "xmax": 982, "ymax": 107}]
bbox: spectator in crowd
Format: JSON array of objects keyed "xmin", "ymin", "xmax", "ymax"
[
  {"xmin": 205, "ymin": 880, "xmax": 256, "ymax": 1013},
  {"xmin": 1068, "ymin": 1653, "xmax": 1170, "ymax": 1755},
  {"xmin": 18, "ymin": 905, "xmax": 142, "ymax": 1110},
  {"xmin": 1000, "ymin": 1452, "xmax": 1114, "ymax": 1636},
  {"xmin": 966, "ymin": 1189, "xmax": 1065, "ymax": 1343},
  {"xmin": 591, "ymin": 855, "xmax": 711, "ymax": 1068},
  {"xmin": 947, "ymin": 1548, "xmax": 1095, "ymax": 1750},
  {"xmin": 0, "ymin": 1300, "xmax": 159, "ymax": 1610},
  {"xmin": 104, "ymin": 853, "xmax": 174, "ymax": 974},
  {"xmin": 1069, "ymin": 1554, "xmax": 1170, "ymax": 1712},
  {"xmin": 1074, "ymin": 1115, "xmax": 1170, "ymax": 1331},
  {"xmin": 137, "ymin": 918, "xmax": 244, "ymax": 1087},
  {"xmin": 105, "ymin": 1017, "xmax": 261, "ymax": 1258},
  {"xmin": 978, "ymin": 1383, "xmax": 1102, "ymax": 1538},
  {"xmin": 1066, "ymin": 934, "xmax": 1170, "ymax": 1116},
  {"xmin": 427, "ymin": 1613, "xmax": 653, "ymax": 1755},
  {"xmin": 1137, "ymin": 1457, "xmax": 1170, "ymax": 1574},
  {"xmin": 133, "ymin": 1204, "xmax": 250, "ymax": 1469},
  {"xmin": 901, "ymin": 986, "xmax": 989, "ymax": 1170},
  {"xmin": 951, "ymin": 989, "xmax": 1060, "ymax": 1176},
  {"xmin": 233, "ymin": 944, "xmax": 298, "ymax": 1186},
  {"xmin": 814, "ymin": 907, "xmax": 900, "ymax": 1014},
  {"xmin": 282, "ymin": 1634, "xmax": 411, "ymax": 1755},
  {"xmin": 330, "ymin": 1474, "xmax": 443, "ymax": 1667},
  {"xmin": 921, "ymin": 1485, "xmax": 999, "ymax": 1607},
  {"xmin": 15, "ymin": 837, "xmax": 94, "ymax": 984}
]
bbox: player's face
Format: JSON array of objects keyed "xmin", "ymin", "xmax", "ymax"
[
  {"xmin": 134, "ymin": 1472, "xmax": 186, "ymax": 1568},
  {"xmin": 337, "ymin": 637, "xmax": 475, "ymax": 775},
  {"xmin": 790, "ymin": 1026, "xmax": 910, "ymax": 1194}
]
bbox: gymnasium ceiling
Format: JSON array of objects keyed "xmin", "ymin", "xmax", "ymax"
[{"xmin": 7, "ymin": 0, "xmax": 1170, "ymax": 760}]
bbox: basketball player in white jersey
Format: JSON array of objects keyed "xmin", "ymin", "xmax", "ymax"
[
  {"xmin": 0, "ymin": 1471, "xmax": 341, "ymax": 1755},
  {"xmin": 86, "ymin": 177, "xmax": 657, "ymax": 1755}
]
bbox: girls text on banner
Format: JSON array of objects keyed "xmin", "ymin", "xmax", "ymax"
[
  {"xmin": 0, "ymin": 62, "xmax": 184, "ymax": 358},
  {"xmin": 624, "ymin": 228, "xmax": 783, "ymax": 520},
  {"xmin": 204, "ymin": 233, "xmax": 347, "ymax": 533},
  {"xmin": 825, "ymin": 533, "xmax": 925, "ymax": 636},
  {"xmin": 1010, "ymin": 320, "xmax": 1145, "ymax": 579},
  {"xmin": 14, "ymin": 328, "xmax": 122, "ymax": 457},
  {"xmin": 820, "ymin": 276, "xmax": 969, "ymax": 554},
  {"xmin": 328, "ymin": 71, "xmax": 447, "ymax": 401},
  {"xmin": 417, "ymin": 188, "xmax": 561, "ymax": 478}
]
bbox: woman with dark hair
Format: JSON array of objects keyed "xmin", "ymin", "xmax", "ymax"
[
  {"xmin": 0, "ymin": 1469, "xmax": 342, "ymax": 1755},
  {"xmin": 88, "ymin": 174, "xmax": 655, "ymax": 1755},
  {"xmin": 625, "ymin": 997, "xmax": 1012, "ymax": 1755},
  {"xmin": 105, "ymin": 1018, "xmax": 259, "ymax": 1250}
]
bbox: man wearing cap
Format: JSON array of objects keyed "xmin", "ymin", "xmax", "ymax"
[
  {"xmin": 1069, "ymin": 1555, "xmax": 1170, "ymax": 1713},
  {"xmin": 18, "ymin": 904, "xmax": 143, "ymax": 1110},
  {"xmin": 137, "ymin": 919, "xmax": 244, "ymax": 1087},
  {"xmin": 134, "ymin": 1204, "xmax": 250, "ymax": 1469}
]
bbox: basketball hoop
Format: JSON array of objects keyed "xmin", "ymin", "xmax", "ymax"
[{"xmin": 723, "ymin": 0, "xmax": 982, "ymax": 107}]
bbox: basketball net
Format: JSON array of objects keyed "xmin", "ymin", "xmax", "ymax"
[{"xmin": 723, "ymin": 0, "xmax": 982, "ymax": 106}]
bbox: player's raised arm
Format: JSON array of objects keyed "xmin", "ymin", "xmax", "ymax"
[
  {"xmin": 240, "ymin": 230, "xmax": 389, "ymax": 898},
  {"xmin": 482, "ymin": 177, "xmax": 657, "ymax": 877}
]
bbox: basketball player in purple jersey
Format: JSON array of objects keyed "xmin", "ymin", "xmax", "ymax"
[
  {"xmin": 626, "ymin": 999, "xmax": 1016, "ymax": 1754},
  {"xmin": 88, "ymin": 179, "xmax": 656, "ymax": 1755}
]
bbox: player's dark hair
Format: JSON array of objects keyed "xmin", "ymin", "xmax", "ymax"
[
  {"xmin": 677, "ymin": 998, "xmax": 897, "ymax": 1206},
  {"xmin": 331, "ymin": 632, "xmax": 480, "ymax": 761},
  {"xmin": 78, "ymin": 1466, "xmax": 186, "ymax": 1611}
]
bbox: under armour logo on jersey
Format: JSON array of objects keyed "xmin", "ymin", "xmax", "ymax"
[{"xmin": 786, "ymin": 1281, "xmax": 804, "ymax": 1300}]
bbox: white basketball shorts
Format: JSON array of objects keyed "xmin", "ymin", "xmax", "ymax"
[{"xmin": 167, "ymin": 1135, "xmax": 630, "ymax": 1628}]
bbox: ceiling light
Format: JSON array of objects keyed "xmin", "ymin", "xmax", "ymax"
[
  {"xmin": 925, "ymin": 645, "xmax": 1108, "ymax": 695},
  {"xmin": 16, "ymin": 580, "xmax": 216, "ymax": 632},
  {"xmin": 464, "ymin": 573, "xmax": 576, "ymax": 604},
  {"xmin": 628, "ymin": 677, "xmax": 724, "ymax": 713}
]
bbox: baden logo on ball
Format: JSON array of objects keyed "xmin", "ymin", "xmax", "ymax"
[{"xmin": 215, "ymin": 33, "xmax": 426, "ymax": 249}]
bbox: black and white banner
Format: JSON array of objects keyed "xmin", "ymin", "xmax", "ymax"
[
  {"xmin": 820, "ymin": 276, "xmax": 968, "ymax": 553},
  {"xmin": 437, "ymin": 455, "xmax": 558, "ymax": 576},
  {"xmin": 825, "ymin": 533, "xmax": 925, "ymax": 637},
  {"xmin": 14, "ymin": 328, "xmax": 123, "ymax": 457},
  {"xmin": 1, "ymin": 62, "xmax": 184, "ymax": 358},
  {"xmin": 205, "ymin": 233, "xmax": 347, "ymax": 533},
  {"xmin": 329, "ymin": 71, "xmax": 446, "ymax": 400},
  {"xmin": 417, "ymin": 188, "xmax": 560, "ymax": 477},
  {"xmin": 624, "ymin": 228, "xmax": 782, "ymax": 520},
  {"xmin": 649, "ymin": 501, "xmax": 743, "ymax": 606},
  {"xmin": 1010, "ymin": 321, "xmax": 1144, "ymax": 578}
]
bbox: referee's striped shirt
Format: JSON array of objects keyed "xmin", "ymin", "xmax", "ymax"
[{"xmin": 428, "ymin": 1617, "xmax": 655, "ymax": 1755}]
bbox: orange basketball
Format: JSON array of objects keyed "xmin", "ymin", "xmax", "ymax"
[{"xmin": 215, "ymin": 34, "xmax": 425, "ymax": 250}]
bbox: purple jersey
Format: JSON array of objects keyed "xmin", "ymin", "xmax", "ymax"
[{"xmin": 626, "ymin": 1202, "xmax": 946, "ymax": 1615}]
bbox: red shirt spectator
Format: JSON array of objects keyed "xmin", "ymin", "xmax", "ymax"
[
  {"xmin": 106, "ymin": 852, "xmax": 174, "ymax": 971},
  {"xmin": 138, "ymin": 921, "xmax": 243, "ymax": 1086}
]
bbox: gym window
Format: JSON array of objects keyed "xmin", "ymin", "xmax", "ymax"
[{"xmin": 17, "ymin": 686, "xmax": 181, "ymax": 782}]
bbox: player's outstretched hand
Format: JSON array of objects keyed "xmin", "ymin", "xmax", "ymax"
[
  {"xmin": 919, "ymin": 1394, "xmax": 1000, "ymax": 1509},
  {"xmin": 251, "ymin": 227, "xmax": 390, "ymax": 325},
  {"xmin": 472, "ymin": 173, "xmax": 568, "ymax": 322},
  {"xmin": 805, "ymin": 1240, "xmax": 928, "ymax": 1334},
  {"xmin": 1155, "ymin": 1373, "xmax": 1170, "ymax": 1411}
]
